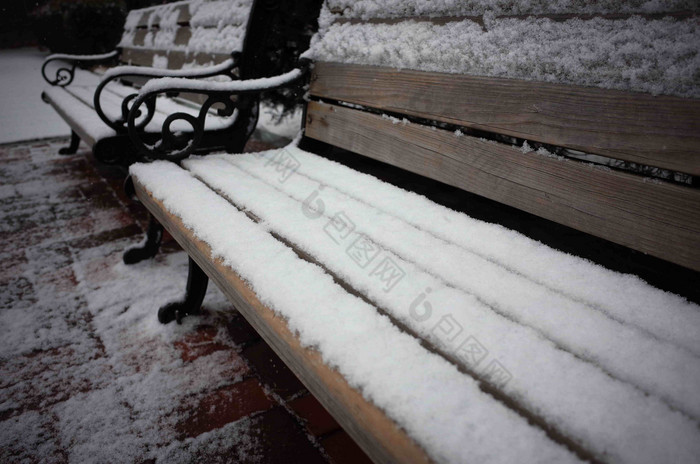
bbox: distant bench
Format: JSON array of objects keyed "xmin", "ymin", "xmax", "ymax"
[
  {"xmin": 40, "ymin": 0, "xmax": 256, "ymax": 166},
  {"xmin": 127, "ymin": 5, "xmax": 700, "ymax": 464}
]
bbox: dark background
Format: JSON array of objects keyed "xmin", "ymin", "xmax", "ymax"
[{"xmin": 0, "ymin": 0, "xmax": 168, "ymax": 50}]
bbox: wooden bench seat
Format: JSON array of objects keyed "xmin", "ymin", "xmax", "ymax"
[
  {"xmin": 123, "ymin": 3, "xmax": 699, "ymax": 462},
  {"xmin": 131, "ymin": 148, "xmax": 700, "ymax": 463}
]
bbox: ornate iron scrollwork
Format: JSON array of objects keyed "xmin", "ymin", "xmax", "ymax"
[
  {"xmin": 93, "ymin": 53, "xmax": 241, "ymax": 135},
  {"xmin": 41, "ymin": 50, "xmax": 119, "ymax": 87},
  {"xmin": 126, "ymin": 59, "xmax": 310, "ymax": 162}
]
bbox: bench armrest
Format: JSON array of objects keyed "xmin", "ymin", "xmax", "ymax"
[
  {"xmin": 93, "ymin": 54, "xmax": 240, "ymax": 136},
  {"xmin": 41, "ymin": 50, "xmax": 119, "ymax": 87},
  {"xmin": 126, "ymin": 60, "xmax": 310, "ymax": 162},
  {"xmin": 101, "ymin": 55, "xmax": 239, "ymax": 82}
]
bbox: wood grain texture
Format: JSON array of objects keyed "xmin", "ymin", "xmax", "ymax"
[
  {"xmin": 305, "ymin": 101, "xmax": 700, "ymax": 271},
  {"xmin": 133, "ymin": 178, "xmax": 434, "ymax": 464},
  {"xmin": 310, "ymin": 62, "xmax": 700, "ymax": 175}
]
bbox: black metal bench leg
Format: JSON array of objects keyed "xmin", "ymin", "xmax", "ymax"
[
  {"xmin": 58, "ymin": 131, "xmax": 80, "ymax": 155},
  {"xmin": 158, "ymin": 257, "xmax": 209, "ymax": 324},
  {"xmin": 123, "ymin": 214, "xmax": 163, "ymax": 264}
]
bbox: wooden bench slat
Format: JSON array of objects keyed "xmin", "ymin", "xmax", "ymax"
[
  {"xmin": 43, "ymin": 90, "xmax": 100, "ymax": 147},
  {"xmin": 120, "ymin": 47, "xmax": 231, "ymax": 69},
  {"xmin": 132, "ymin": 2, "xmax": 250, "ymax": 29},
  {"xmin": 129, "ymin": 27, "xmax": 193, "ymax": 48},
  {"xmin": 135, "ymin": 4, "xmax": 192, "ymax": 28},
  {"xmin": 133, "ymin": 177, "xmax": 433, "ymax": 464},
  {"xmin": 305, "ymin": 101, "xmax": 700, "ymax": 271},
  {"xmin": 310, "ymin": 62, "xmax": 700, "ymax": 176},
  {"xmin": 331, "ymin": 10, "xmax": 698, "ymax": 26}
]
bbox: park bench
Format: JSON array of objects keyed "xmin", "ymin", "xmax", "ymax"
[
  {"xmin": 40, "ymin": 0, "xmax": 258, "ymax": 166},
  {"xmin": 41, "ymin": 0, "xmax": 310, "ymax": 265},
  {"xmin": 127, "ymin": 3, "xmax": 699, "ymax": 463}
]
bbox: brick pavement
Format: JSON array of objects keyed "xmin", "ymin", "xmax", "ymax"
[{"xmin": 0, "ymin": 137, "xmax": 373, "ymax": 464}]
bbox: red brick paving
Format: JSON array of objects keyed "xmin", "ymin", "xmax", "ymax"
[
  {"xmin": 176, "ymin": 378, "xmax": 274, "ymax": 439},
  {"xmin": 0, "ymin": 137, "xmax": 372, "ymax": 463},
  {"xmin": 242, "ymin": 340, "xmax": 307, "ymax": 401},
  {"xmin": 174, "ymin": 325, "xmax": 232, "ymax": 362},
  {"xmin": 321, "ymin": 430, "xmax": 375, "ymax": 464},
  {"xmin": 289, "ymin": 393, "xmax": 340, "ymax": 437}
]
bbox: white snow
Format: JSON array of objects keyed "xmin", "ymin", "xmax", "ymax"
[
  {"xmin": 101, "ymin": 58, "xmax": 235, "ymax": 81},
  {"xmin": 131, "ymin": 160, "xmax": 581, "ymax": 464},
  {"xmin": 256, "ymin": 103, "xmax": 304, "ymax": 141},
  {"xmin": 119, "ymin": 0, "xmax": 254, "ymax": 55},
  {"xmin": 139, "ymin": 67, "xmax": 303, "ymax": 94},
  {"xmin": 0, "ymin": 139, "xmax": 264, "ymax": 461},
  {"xmin": 44, "ymin": 50, "xmax": 119, "ymax": 62},
  {"xmin": 326, "ymin": 0, "xmax": 697, "ymax": 18},
  {"xmin": 184, "ymin": 148, "xmax": 700, "ymax": 463},
  {"xmin": 305, "ymin": 7, "xmax": 700, "ymax": 98},
  {"xmin": 131, "ymin": 141, "xmax": 700, "ymax": 463},
  {"xmin": 42, "ymin": 78, "xmax": 234, "ymax": 146},
  {"xmin": 189, "ymin": 0, "xmax": 253, "ymax": 28},
  {"xmin": 0, "ymin": 48, "xmax": 99, "ymax": 144}
]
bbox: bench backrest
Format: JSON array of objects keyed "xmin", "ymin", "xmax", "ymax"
[
  {"xmin": 303, "ymin": 5, "xmax": 700, "ymax": 271},
  {"xmin": 118, "ymin": 0, "xmax": 252, "ymax": 69}
]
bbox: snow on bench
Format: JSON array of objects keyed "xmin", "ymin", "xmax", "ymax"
[
  {"xmin": 299, "ymin": 2, "xmax": 700, "ymax": 270},
  {"xmin": 130, "ymin": 148, "xmax": 700, "ymax": 463},
  {"xmin": 123, "ymin": 2, "xmax": 699, "ymax": 462},
  {"xmin": 40, "ymin": 0, "xmax": 253, "ymax": 163}
]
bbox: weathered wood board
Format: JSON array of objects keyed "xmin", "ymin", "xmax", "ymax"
[
  {"xmin": 310, "ymin": 62, "xmax": 700, "ymax": 176},
  {"xmin": 305, "ymin": 101, "xmax": 700, "ymax": 271}
]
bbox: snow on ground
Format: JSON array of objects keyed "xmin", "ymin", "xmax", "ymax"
[
  {"xmin": 0, "ymin": 139, "xmax": 345, "ymax": 463},
  {"xmin": 256, "ymin": 104, "xmax": 303, "ymax": 143},
  {"xmin": 0, "ymin": 140, "xmax": 247, "ymax": 462},
  {"xmin": 0, "ymin": 48, "xmax": 99, "ymax": 144}
]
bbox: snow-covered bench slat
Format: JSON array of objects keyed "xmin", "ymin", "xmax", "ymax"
[
  {"xmin": 42, "ymin": 81, "xmax": 232, "ymax": 156},
  {"xmin": 181, "ymin": 151, "xmax": 700, "ymax": 453},
  {"xmin": 130, "ymin": 161, "xmax": 586, "ymax": 464},
  {"xmin": 129, "ymin": 0, "xmax": 251, "ymax": 30},
  {"xmin": 119, "ymin": 47, "xmax": 231, "ymax": 71},
  {"xmin": 129, "ymin": 1, "xmax": 192, "ymax": 28},
  {"xmin": 305, "ymin": 82, "xmax": 700, "ymax": 272},
  {"xmin": 129, "ymin": 172, "xmax": 436, "ymax": 464},
  {"xmin": 330, "ymin": 10, "xmax": 698, "ymax": 26},
  {"xmin": 131, "ymin": 149, "xmax": 700, "ymax": 463},
  {"xmin": 118, "ymin": 0, "xmax": 252, "ymax": 68}
]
